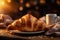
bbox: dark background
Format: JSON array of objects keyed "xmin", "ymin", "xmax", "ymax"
[{"xmin": 8, "ymin": 0, "xmax": 60, "ymax": 20}]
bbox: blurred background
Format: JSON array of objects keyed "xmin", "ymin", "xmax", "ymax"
[{"xmin": 0, "ymin": 0, "xmax": 60, "ymax": 20}]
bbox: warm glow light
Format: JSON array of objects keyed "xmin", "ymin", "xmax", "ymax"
[
  {"xmin": 20, "ymin": 0, "xmax": 23, "ymax": 3},
  {"xmin": 0, "ymin": 0, "xmax": 11, "ymax": 6},
  {"xmin": 25, "ymin": 2, "xmax": 30, "ymax": 8},
  {"xmin": 56, "ymin": 0, "xmax": 60, "ymax": 5},
  {"xmin": 0, "ymin": 0, "xmax": 6, "ymax": 14},
  {"xmin": 40, "ymin": 0, "xmax": 46, "ymax": 4},
  {"xmin": 0, "ymin": 0, "xmax": 12, "ymax": 14},
  {"xmin": 0, "ymin": 1, "xmax": 5, "ymax": 6},
  {"xmin": 7, "ymin": 0, "xmax": 11, "ymax": 3},
  {"xmin": 19, "ymin": 6, "xmax": 23, "ymax": 11}
]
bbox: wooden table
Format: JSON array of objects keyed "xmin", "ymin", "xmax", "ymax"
[{"xmin": 0, "ymin": 29, "xmax": 60, "ymax": 40}]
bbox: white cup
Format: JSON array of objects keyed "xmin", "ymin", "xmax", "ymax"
[{"xmin": 46, "ymin": 14, "xmax": 57, "ymax": 27}]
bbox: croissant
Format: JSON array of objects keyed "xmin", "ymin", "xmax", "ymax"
[
  {"xmin": 37, "ymin": 16, "xmax": 46, "ymax": 31},
  {"xmin": 7, "ymin": 14, "xmax": 46, "ymax": 32}
]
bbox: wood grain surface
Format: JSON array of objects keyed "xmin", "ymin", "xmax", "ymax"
[{"xmin": 0, "ymin": 29, "xmax": 60, "ymax": 40}]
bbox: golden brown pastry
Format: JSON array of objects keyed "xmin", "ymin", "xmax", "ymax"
[
  {"xmin": 7, "ymin": 14, "xmax": 47, "ymax": 32},
  {"xmin": 7, "ymin": 14, "xmax": 38, "ymax": 32},
  {"xmin": 37, "ymin": 16, "xmax": 46, "ymax": 31}
]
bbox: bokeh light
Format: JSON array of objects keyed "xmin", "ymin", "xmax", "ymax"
[
  {"xmin": 0, "ymin": 0, "xmax": 5, "ymax": 6},
  {"xmin": 25, "ymin": 2, "xmax": 30, "ymax": 8},
  {"xmin": 7, "ymin": 0, "xmax": 11, "ymax": 3},
  {"xmin": 0, "ymin": 0, "xmax": 12, "ymax": 14},
  {"xmin": 40, "ymin": 0, "xmax": 46, "ymax": 4},
  {"xmin": 33, "ymin": 1, "xmax": 37, "ymax": 5},
  {"xmin": 19, "ymin": 6, "xmax": 23, "ymax": 11},
  {"xmin": 56, "ymin": 0, "xmax": 60, "ymax": 5},
  {"xmin": 20, "ymin": 0, "xmax": 24, "ymax": 3}
]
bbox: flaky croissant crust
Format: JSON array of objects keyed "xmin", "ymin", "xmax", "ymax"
[{"xmin": 7, "ymin": 14, "xmax": 46, "ymax": 32}]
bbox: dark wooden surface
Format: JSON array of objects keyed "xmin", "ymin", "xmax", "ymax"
[{"xmin": 0, "ymin": 29, "xmax": 60, "ymax": 40}]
